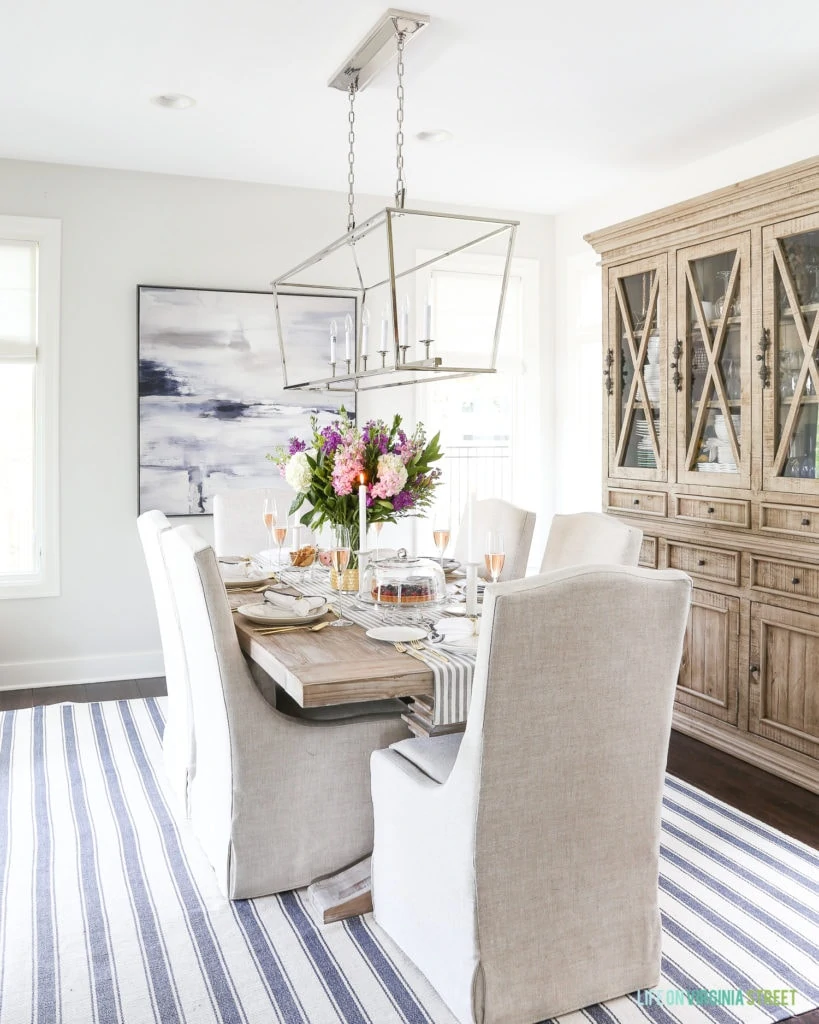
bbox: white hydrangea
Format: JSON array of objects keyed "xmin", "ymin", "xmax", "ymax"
[{"xmin": 285, "ymin": 451, "xmax": 313, "ymax": 493}]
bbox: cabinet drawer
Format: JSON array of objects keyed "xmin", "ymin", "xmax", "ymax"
[
  {"xmin": 667, "ymin": 542, "xmax": 741, "ymax": 586},
  {"xmin": 639, "ymin": 536, "xmax": 658, "ymax": 569},
  {"xmin": 750, "ymin": 556, "xmax": 819, "ymax": 604},
  {"xmin": 759, "ymin": 503, "xmax": 819, "ymax": 540},
  {"xmin": 674, "ymin": 494, "xmax": 751, "ymax": 529},
  {"xmin": 607, "ymin": 488, "xmax": 667, "ymax": 517}
]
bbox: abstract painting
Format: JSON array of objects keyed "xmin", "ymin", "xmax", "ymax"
[{"xmin": 138, "ymin": 286, "xmax": 356, "ymax": 515}]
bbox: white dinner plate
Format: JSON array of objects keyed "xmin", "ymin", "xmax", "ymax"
[
  {"xmin": 433, "ymin": 634, "xmax": 480, "ymax": 654},
  {"xmin": 442, "ymin": 603, "xmax": 483, "ymax": 617},
  {"xmin": 236, "ymin": 602, "xmax": 329, "ymax": 626},
  {"xmin": 365, "ymin": 625, "xmax": 428, "ymax": 643}
]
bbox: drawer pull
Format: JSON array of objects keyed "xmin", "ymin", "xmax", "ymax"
[
  {"xmin": 750, "ymin": 664, "xmax": 759, "ymax": 673},
  {"xmin": 633, "ymin": 498, "xmax": 640, "ymax": 505},
  {"xmin": 707, "ymin": 506, "xmax": 715, "ymax": 514},
  {"xmin": 802, "ymin": 517, "xmax": 811, "ymax": 526},
  {"xmin": 697, "ymin": 559, "xmax": 706, "ymax": 567},
  {"xmin": 792, "ymin": 577, "xmax": 801, "ymax": 585}
]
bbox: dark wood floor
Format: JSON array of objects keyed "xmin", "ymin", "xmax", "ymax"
[{"xmin": 0, "ymin": 682, "xmax": 817, "ymax": 1024}]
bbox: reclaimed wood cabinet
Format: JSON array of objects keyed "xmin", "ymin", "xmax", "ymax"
[{"xmin": 588, "ymin": 156, "xmax": 819, "ymax": 794}]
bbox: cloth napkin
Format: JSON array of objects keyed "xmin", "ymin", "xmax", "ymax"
[{"xmin": 263, "ymin": 591, "xmax": 325, "ymax": 617}]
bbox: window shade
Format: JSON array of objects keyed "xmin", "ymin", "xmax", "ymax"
[{"xmin": 0, "ymin": 240, "xmax": 37, "ymax": 357}]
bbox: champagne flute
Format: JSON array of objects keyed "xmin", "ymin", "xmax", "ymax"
[
  {"xmin": 432, "ymin": 521, "xmax": 451, "ymax": 569},
  {"xmin": 273, "ymin": 522, "xmax": 288, "ymax": 569},
  {"xmin": 262, "ymin": 495, "xmax": 277, "ymax": 562},
  {"xmin": 372, "ymin": 520, "xmax": 384, "ymax": 561},
  {"xmin": 329, "ymin": 525, "xmax": 353, "ymax": 627},
  {"xmin": 484, "ymin": 530, "xmax": 505, "ymax": 584}
]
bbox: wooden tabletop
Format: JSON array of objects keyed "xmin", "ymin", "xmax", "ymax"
[{"xmin": 229, "ymin": 590, "xmax": 433, "ymax": 707}]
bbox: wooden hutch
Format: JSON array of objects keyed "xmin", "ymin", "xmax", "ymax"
[{"xmin": 588, "ymin": 156, "xmax": 819, "ymax": 794}]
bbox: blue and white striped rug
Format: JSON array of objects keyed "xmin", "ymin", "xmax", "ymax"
[{"xmin": 0, "ymin": 698, "xmax": 816, "ymax": 1024}]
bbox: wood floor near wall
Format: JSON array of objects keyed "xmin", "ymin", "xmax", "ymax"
[{"xmin": 0, "ymin": 680, "xmax": 816, "ymax": 1024}]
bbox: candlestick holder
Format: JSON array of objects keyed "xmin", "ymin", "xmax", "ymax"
[
  {"xmin": 330, "ymin": 360, "xmax": 337, "ymax": 378},
  {"xmin": 361, "ymin": 354, "xmax": 368, "ymax": 372},
  {"xmin": 380, "ymin": 351, "xmax": 387, "ymax": 368},
  {"xmin": 399, "ymin": 345, "xmax": 411, "ymax": 364},
  {"xmin": 420, "ymin": 339, "xmax": 433, "ymax": 360}
]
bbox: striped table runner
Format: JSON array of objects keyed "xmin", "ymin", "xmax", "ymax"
[{"xmin": 281, "ymin": 567, "xmax": 477, "ymax": 725}]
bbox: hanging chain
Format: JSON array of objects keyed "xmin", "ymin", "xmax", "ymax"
[
  {"xmin": 346, "ymin": 78, "xmax": 357, "ymax": 233},
  {"xmin": 394, "ymin": 30, "xmax": 407, "ymax": 208}
]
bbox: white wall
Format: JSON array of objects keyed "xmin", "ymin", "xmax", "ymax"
[
  {"xmin": 0, "ymin": 158, "xmax": 552, "ymax": 688},
  {"xmin": 553, "ymin": 111, "xmax": 819, "ymax": 513}
]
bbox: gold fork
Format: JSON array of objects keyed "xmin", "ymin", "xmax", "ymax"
[
  {"xmin": 409, "ymin": 638, "xmax": 449, "ymax": 663},
  {"xmin": 256, "ymin": 620, "xmax": 333, "ymax": 636},
  {"xmin": 393, "ymin": 641, "xmax": 429, "ymax": 663}
]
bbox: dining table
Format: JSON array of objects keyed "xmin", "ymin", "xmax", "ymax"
[{"xmin": 227, "ymin": 565, "xmax": 479, "ymax": 735}]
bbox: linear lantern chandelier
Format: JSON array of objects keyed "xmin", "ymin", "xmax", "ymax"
[{"xmin": 273, "ymin": 8, "xmax": 519, "ymax": 392}]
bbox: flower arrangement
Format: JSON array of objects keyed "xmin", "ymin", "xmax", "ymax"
[{"xmin": 267, "ymin": 410, "xmax": 443, "ymax": 562}]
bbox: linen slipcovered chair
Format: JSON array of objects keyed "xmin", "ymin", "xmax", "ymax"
[
  {"xmin": 370, "ymin": 564, "xmax": 691, "ymax": 1024},
  {"xmin": 540, "ymin": 510, "xmax": 642, "ymax": 573},
  {"xmin": 137, "ymin": 510, "xmax": 194, "ymax": 815},
  {"xmin": 452, "ymin": 498, "xmax": 536, "ymax": 580},
  {"xmin": 161, "ymin": 524, "xmax": 407, "ymax": 899},
  {"xmin": 212, "ymin": 484, "xmax": 298, "ymax": 558}
]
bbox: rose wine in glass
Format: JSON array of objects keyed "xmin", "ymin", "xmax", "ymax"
[
  {"xmin": 433, "ymin": 525, "xmax": 451, "ymax": 568},
  {"xmin": 329, "ymin": 525, "xmax": 353, "ymax": 627},
  {"xmin": 274, "ymin": 525, "xmax": 287, "ymax": 568},
  {"xmin": 262, "ymin": 496, "xmax": 277, "ymax": 560},
  {"xmin": 484, "ymin": 530, "xmax": 505, "ymax": 584}
]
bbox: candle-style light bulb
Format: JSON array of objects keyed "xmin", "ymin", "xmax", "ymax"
[
  {"xmin": 361, "ymin": 307, "xmax": 370, "ymax": 355},
  {"xmin": 344, "ymin": 313, "xmax": 353, "ymax": 361},
  {"xmin": 400, "ymin": 295, "xmax": 410, "ymax": 345},
  {"xmin": 423, "ymin": 290, "xmax": 432, "ymax": 340},
  {"xmin": 379, "ymin": 305, "xmax": 389, "ymax": 352},
  {"xmin": 329, "ymin": 319, "xmax": 337, "ymax": 365}
]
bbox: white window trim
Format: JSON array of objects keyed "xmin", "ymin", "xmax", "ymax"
[{"xmin": 0, "ymin": 215, "xmax": 61, "ymax": 599}]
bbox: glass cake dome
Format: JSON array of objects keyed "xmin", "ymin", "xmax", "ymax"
[{"xmin": 363, "ymin": 549, "xmax": 447, "ymax": 620}]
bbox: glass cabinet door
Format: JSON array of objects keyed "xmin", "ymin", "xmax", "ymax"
[
  {"xmin": 606, "ymin": 256, "xmax": 667, "ymax": 481},
  {"xmin": 676, "ymin": 234, "xmax": 751, "ymax": 487},
  {"xmin": 763, "ymin": 216, "xmax": 819, "ymax": 492}
]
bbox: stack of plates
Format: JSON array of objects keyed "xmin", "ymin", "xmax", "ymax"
[
  {"xmin": 635, "ymin": 420, "xmax": 657, "ymax": 468},
  {"xmin": 643, "ymin": 364, "xmax": 661, "ymax": 402}
]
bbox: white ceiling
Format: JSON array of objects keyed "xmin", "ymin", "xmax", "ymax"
[{"xmin": 3, "ymin": 0, "xmax": 819, "ymax": 214}]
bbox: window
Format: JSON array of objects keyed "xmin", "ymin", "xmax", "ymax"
[
  {"xmin": 0, "ymin": 217, "xmax": 60, "ymax": 598},
  {"xmin": 415, "ymin": 254, "xmax": 543, "ymax": 569}
]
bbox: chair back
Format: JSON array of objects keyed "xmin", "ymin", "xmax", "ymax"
[
  {"xmin": 462, "ymin": 565, "xmax": 691, "ymax": 1022},
  {"xmin": 136, "ymin": 510, "xmax": 194, "ymax": 809},
  {"xmin": 540, "ymin": 511, "xmax": 642, "ymax": 572},
  {"xmin": 452, "ymin": 498, "xmax": 536, "ymax": 580},
  {"xmin": 213, "ymin": 484, "xmax": 296, "ymax": 557},
  {"xmin": 160, "ymin": 525, "xmax": 264, "ymax": 878}
]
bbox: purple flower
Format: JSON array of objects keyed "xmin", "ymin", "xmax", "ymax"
[
  {"xmin": 392, "ymin": 490, "xmax": 415, "ymax": 512},
  {"xmin": 319, "ymin": 425, "xmax": 342, "ymax": 453},
  {"xmin": 288, "ymin": 437, "xmax": 307, "ymax": 454}
]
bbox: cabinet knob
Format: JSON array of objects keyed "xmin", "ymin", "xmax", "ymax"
[
  {"xmin": 633, "ymin": 498, "xmax": 640, "ymax": 505},
  {"xmin": 750, "ymin": 664, "xmax": 759, "ymax": 673},
  {"xmin": 792, "ymin": 577, "xmax": 801, "ymax": 586},
  {"xmin": 697, "ymin": 559, "xmax": 706, "ymax": 567},
  {"xmin": 750, "ymin": 664, "xmax": 760, "ymax": 682},
  {"xmin": 707, "ymin": 506, "xmax": 715, "ymax": 514},
  {"xmin": 802, "ymin": 517, "xmax": 811, "ymax": 526}
]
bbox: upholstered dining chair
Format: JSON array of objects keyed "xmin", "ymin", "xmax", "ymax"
[
  {"xmin": 540, "ymin": 510, "xmax": 643, "ymax": 572},
  {"xmin": 452, "ymin": 498, "xmax": 536, "ymax": 580},
  {"xmin": 137, "ymin": 510, "xmax": 194, "ymax": 815},
  {"xmin": 212, "ymin": 483, "xmax": 298, "ymax": 558},
  {"xmin": 370, "ymin": 564, "xmax": 691, "ymax": 1024},
  {"xmin": 160, "ymin": 524, "xmax": 407, "ymax": 899}
]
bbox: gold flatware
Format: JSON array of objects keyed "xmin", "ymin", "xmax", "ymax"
[
  {"xmin": 409, "ymin": 639, "xmax": 449, "ymax": 662},
  {"xmin": 256, "ymin": 620, "xmax": 333, "ymax": 636},
  {"xmin": 393, "ymin": 642, "xmax": 431, "ymax": 664}
]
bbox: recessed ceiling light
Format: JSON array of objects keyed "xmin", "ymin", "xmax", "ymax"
[
  {"xmin": 151, "ymin": 94, "xmax": 196, "ymax": 110},
  {"xmin": 415, "ymin": 129, "xmax": 453, "ymax": 143}
]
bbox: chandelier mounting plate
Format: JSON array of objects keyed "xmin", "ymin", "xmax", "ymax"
[{"xmin": 328, "ymin": 8, "xmax": 429, "ymax": 92}]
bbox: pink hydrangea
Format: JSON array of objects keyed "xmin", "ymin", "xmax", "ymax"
[{"xmin": 370, "ymin": 453, "xmax": 409, "ymax": 499}]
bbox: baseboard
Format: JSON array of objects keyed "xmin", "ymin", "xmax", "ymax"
[
  {"xmin": 0, "ymin": 650, "xmax": 164, "ymax": 690},
  {"xmin": 672, "ymin": 709, "xmax": 819, "ymax": 796}
]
